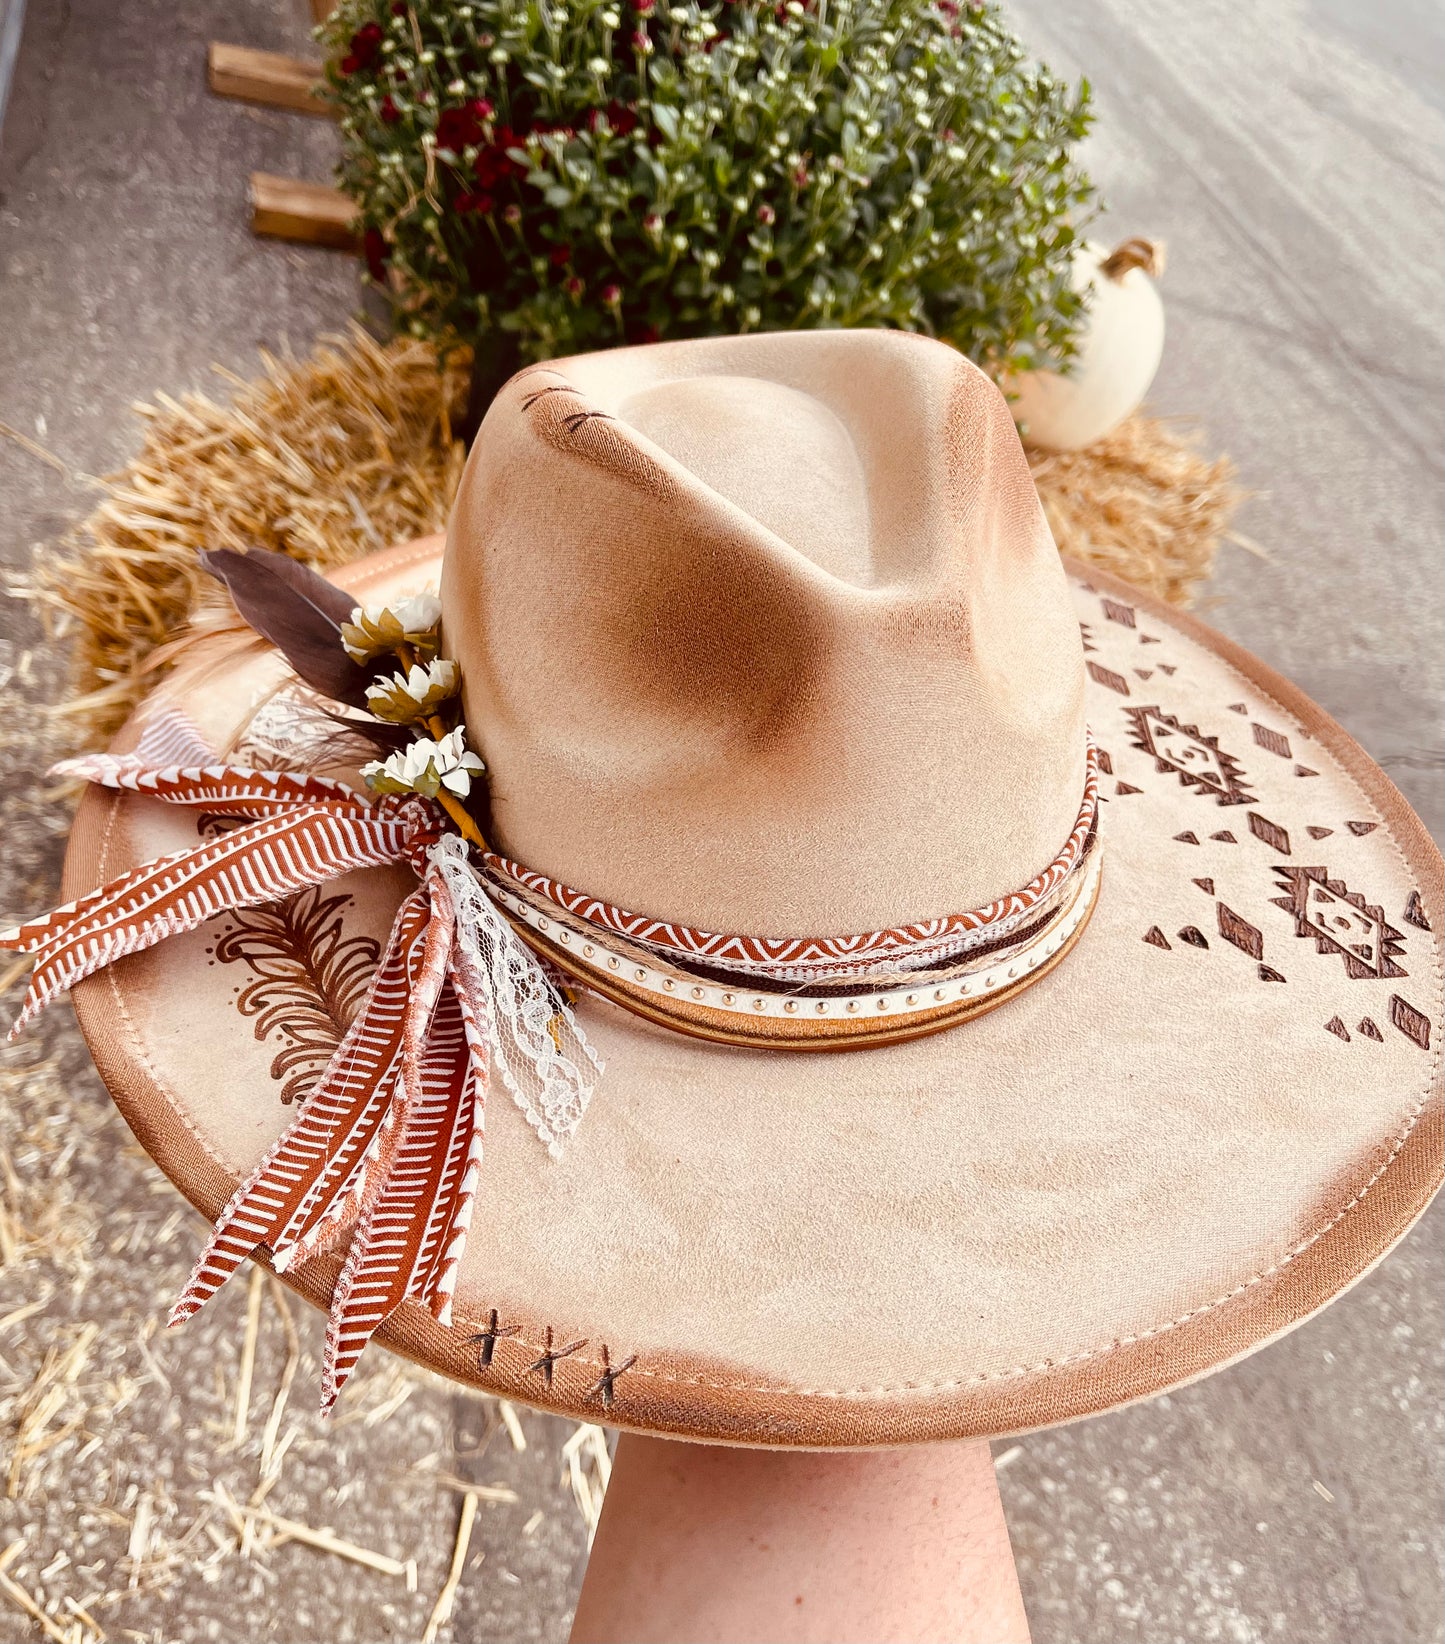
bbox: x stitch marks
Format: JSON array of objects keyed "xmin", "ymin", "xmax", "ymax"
[
  {"xmin": 469, "ymin": 1308, "xmax": 522, "ymax": 1369},
  {"xmin": 588, "ymin": 1346, "xmax": 639, "ymax": 1409},
  {"xmin": 1125, "ymin": 706, "xmax": 1255, "ymax": 806},
  {"xmin": 520, "ymin": 383, "xmax": 574, "ymax": 410},
  {"xmin": 528, "ymin": 1326, "xmax": 588, "ymax": 1388}
]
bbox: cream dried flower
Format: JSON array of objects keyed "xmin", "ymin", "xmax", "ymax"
[
  {"xmin": 340, "ymin": 591, "xmax": 444, "ymax": 663},
  {"xmin": 362, "ymin": 727, "xmax": 486, "ymax": 800},
  {"xmin": 365, "ymin": 658, "xmax": 460, "ymax": 723}
]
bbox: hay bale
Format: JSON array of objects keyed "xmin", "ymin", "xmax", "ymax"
[{"xmin": 1026, "ymin": 416, "xmax": 1238, "ymax": 609}]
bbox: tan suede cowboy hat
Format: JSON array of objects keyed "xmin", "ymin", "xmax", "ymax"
[{"xmin": 6, "ymin": 330, "xmax": 1441, "ymax": 1446}]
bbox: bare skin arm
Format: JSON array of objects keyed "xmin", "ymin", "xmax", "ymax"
[{"xmin": 570, "ymin": 1435, "xmax": 1031, "ymax": 1644}]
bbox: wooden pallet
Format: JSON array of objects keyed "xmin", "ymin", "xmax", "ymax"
[
  {"xmin": 209, "ymin": 23, "xmax": 354, "ymax": 252},
  {"xmin": 207, "ymin": 43, "xmax": 330, "ymax": 119}
]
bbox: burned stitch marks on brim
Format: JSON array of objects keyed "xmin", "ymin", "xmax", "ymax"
[
  {"xmin": 467, "ymin": 1310, "xmax": 637, "ymax": 1410},
  {"xmin": 588, "ymin": 1346, "xmax": 638, "ymax": 1410}
]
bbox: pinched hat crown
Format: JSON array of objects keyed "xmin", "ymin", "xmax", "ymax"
[{"xmin": 441, "ymin": 330, "xmax": 1087, "ymax": 935}]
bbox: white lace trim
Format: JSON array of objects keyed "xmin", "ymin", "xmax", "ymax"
[{"xmin": 429, "ymin": 835, "xmax": 603, "ymax": 1160}]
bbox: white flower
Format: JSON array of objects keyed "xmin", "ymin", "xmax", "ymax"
[
  {"xmin": 340, "ymin": 591, "xmax": 444, "ymax": 662},
  {"xmin": 364, "ymin": 657, "xmax": 460, "ymax": 723},
  {"xmin": 362, "ymin": 726, "xmax": 486, "ymax": 800}
]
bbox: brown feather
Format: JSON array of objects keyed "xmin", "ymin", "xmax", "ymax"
[{"xmin": 200, "ymin": 548, "xmax": 374, "ymax": 706}]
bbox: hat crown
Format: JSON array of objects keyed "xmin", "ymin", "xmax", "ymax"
[{"xmin": 441, "ymin": 330, "xmax": 1085, "ymax": 933}]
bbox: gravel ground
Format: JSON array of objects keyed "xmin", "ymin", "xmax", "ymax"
[{"xmin": 1, "ymin": 1, "xmax": 1441, "ymax": 1641}]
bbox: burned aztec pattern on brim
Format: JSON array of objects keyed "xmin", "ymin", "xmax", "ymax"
[{"xmin": 59, "ymin": 557, "xmax": 1443, "ymax": 1445}]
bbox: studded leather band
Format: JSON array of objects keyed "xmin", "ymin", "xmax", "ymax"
[{"xmin": 487, "ymin": 745, "xmax": 1103, "ymax": 1050}]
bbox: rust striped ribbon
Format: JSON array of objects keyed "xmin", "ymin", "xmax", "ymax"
[{"xmin": 0, "ymin": 710, "xmax": 495, "ymax": 1406}]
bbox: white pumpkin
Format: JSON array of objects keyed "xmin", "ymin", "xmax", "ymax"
[{"xmin": 1009, "ymin": 237, "xmax": 1166, "ymax": 452}]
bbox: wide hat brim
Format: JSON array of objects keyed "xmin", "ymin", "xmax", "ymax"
[{"xmin": 64, "ymin": 537, "xmax": 1443, "ymax": 1446}]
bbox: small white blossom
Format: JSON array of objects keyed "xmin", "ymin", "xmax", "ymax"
[
  {"xmin": 340, "ymin": 591, "xmax": 443, "ymax": 662},
  {"xmin": 362, "ymin": 726, "xmax": 486, "ymax": 800},
  {"xmin": 365, "ymin": 657, "xmax": 460, "ymax": 722}
]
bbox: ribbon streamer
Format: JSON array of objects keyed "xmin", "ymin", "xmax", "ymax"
[{"xmin": 1, "ymin": 709, "xmax": 602, "ymax": 1405}]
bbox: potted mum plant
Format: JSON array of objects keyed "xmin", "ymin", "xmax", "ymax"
[{"xmin": 322, "ymin": 0, "xmax": 1096, "ymax": 415}]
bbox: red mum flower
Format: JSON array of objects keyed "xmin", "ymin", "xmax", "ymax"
[
  {"xmin": 379, "ymin": 95, "xmax": 400, "ymax": 125},
  {"xmin": 363, "ymin": 227, "xmax": 389, "ymax": 282},
  {"xmin": 565, "ymin": 275, "xmax": 585, "ymax": 298},
  {"xmin": 550, "ymin": 243, "xmax": 573, "ymax": 266},
  {"xmin": 473, "ymin": 146, "xmax": 512, "ymax": 188},
  {"xmin": 601, "ymin": 283, "xmax": 622, "ymax": 306},
  {"xmin": 474, "ymin": 127, "xmax": 528, "ymax": 188},
  {"xmin": 341, "ymin": 21, "xmax": 384, "ymax": 76},
  {"xmin": 454, "ymin": 191, "xmax": 495, "ymax": 215},
  {"xmin": 437, "ymin": 106, "xmax": 484, "ymax": 152}
]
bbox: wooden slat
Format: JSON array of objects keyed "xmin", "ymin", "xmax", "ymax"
[
  {"xmin": 249, "ymin": 173, "xmax": 359, "ymax": 251},
  {"xmin": 208, "ymin": 43, "xmax": 330, "ymax": 118}
]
